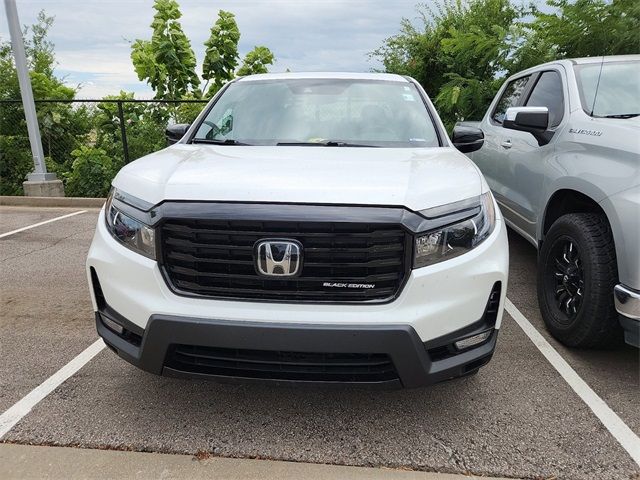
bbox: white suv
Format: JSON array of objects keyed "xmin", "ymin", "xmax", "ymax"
[{"xmin": 86, "ymin": 73, "xmax": 508, "ymax": 388}]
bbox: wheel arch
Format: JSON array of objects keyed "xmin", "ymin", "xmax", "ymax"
[{"xmin": 540, "ymin": 189, "xmax": 610, "ymax": 247}]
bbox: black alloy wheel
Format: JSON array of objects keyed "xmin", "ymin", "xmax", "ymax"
[{"xmin": 537, "ymin": 213, "xmax": 622, "ymax": 348}]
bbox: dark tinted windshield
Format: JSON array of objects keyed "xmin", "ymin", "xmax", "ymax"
[
  {"xmin": 574, "ymin": 60, "xmax": 640, "ymax": 117},
  {"xmin": 192, "ymin": 79, "xmax": 440, "ymax": 147}
]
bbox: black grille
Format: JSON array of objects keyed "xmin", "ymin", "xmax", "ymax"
[
  {"xmin": 166, "ymin": 345, "xmax": 399, "ymax": 382},
  {"xmin": 159, "ymin": 219, "xmax": 409, "ymax": 302}
]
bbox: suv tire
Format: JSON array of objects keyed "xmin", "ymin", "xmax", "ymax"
[{"xmin": 537, "ymin": 213, "xmax": 622, "ymax": 348}]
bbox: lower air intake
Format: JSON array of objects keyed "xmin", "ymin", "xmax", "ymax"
[{"xmin": 166, "ymin": 345, "xmax": 399, "ymax": 383}]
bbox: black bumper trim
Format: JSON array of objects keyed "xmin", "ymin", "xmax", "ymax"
[
  {"xmin": 619, "ymin": 315, "xmax": 639, "ymax": 348},
  {"xmin": 96, "ymin": 311, "xmax": 498, "ymax": 388}
]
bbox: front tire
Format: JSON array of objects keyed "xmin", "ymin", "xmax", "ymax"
[{"xmin": 537, "ymin": 213, "xmax": 621, "ymax": 348}]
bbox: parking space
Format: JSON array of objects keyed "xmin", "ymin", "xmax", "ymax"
[
  {"xmin": 507, "ymin": 233, "xmax": 640, "ymax": 434},
  {"xmin": 0, "ymin": 208, "xmax": 98, "ymax": 411},
  {"xmin": 0, "ymin": 207, "xmax": 86, "ymax": 236},
  {"xmin": 0, "ymin": 206, "xmax": 638, "ymax": 479}
]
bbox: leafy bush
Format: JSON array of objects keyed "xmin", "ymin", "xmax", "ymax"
[
  {"xmin": 0, "ymin": 136, "xmax": 32, "ymax": 195},
  {"xmin": 175, "ymin": 93, "xmax": 206, "ymax": 124},
  {"xmin": 94, "ymin": 92, "xmax": 169, "ymax": 163},
  {"xmin": 1, "ymin": 12, "xmax": 91, "ymax": 193},
  {"xmin": 374, "ymin": 0, "xmax": 640, "ymax": 130},
  {"xmin": 64, "ymin": 146, "xmax": 120, "ymax": 198},
  {"xmin": 373, "ymin": 0, "xmax": 526, "ymax": 130}
]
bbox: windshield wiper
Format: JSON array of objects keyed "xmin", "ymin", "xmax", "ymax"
[
  {"xmin": 191, "ymin": 138, "xmax": 252, "ymax": 145},
  {"xmin": 276, "ymin": 141, "xmax": 379, "ymax": 147},
  {"xmin": 602, "ymin": 113, "xmax": 640, "ymax": 119}
]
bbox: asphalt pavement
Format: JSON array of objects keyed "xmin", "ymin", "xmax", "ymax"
[{"xmin": 0, "ymin": 206, "xmax": 638, "ymax": 480}]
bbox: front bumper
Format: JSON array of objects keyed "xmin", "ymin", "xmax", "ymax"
[
  {"xmin": 614, "ymin": 284, "xmax": 640, "ymax": 347},
  {"xmin": 95, "ymin": 298, "xmax": 500, "ymax": 388}
]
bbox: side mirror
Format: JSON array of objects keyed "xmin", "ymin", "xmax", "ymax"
[
  {"xmin": 165, "ymin": 123, "xmax": 191, "ymax": 145},
  {"xmin": 503, "ymin": 107, "xmax": 553, "ymax": 146},
  {"xmin": 451, "ymin": 124, "xmax": 484, "ymax": 153}
]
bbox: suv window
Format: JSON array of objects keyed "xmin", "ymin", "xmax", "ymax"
[
  {"xmin": 525, "ymin": 71, "xmax": 564, "ymax": 127},
  {"xmin": 492, "ymin": 76, "xmax": 530, "ymax": 124}
]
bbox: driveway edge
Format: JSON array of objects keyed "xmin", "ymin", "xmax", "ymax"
[
  {"xmin": 0, "ymin": 443, "xmax": 514, "ymax": 480},
  {"xmin": 0, "ymin": 196, "xmax": 106, "ymax": 208}
]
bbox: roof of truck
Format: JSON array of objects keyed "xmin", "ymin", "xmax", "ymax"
[
  {"xmin": 568, "ymin": 54, "xmax": 640, "ymax": 64},
  {"xmin": 505, "ymin": 54, "xmax": 639, "ymax": 80}
]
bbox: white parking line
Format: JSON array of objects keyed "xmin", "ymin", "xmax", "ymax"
[
  {"xmin": 0, "ymin": 340, "xmax": 105, "ymax": 439},
  {"xmin": 0, "ymin": 210, "xmax": 87, "ymax": 239},
  {"xmin": 505, "ymin": 298, "xmax": 640, "ymax": 466}
]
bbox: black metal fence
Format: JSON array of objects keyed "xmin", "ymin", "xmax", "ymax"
[{"xmin": 0, "ymin": 98, "xmax": 208, "ymax": 196}]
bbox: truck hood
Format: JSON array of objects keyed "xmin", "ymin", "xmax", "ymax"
[{"xmin": 113, "ymin": 144, "xmax": 484, "ymax": 211}]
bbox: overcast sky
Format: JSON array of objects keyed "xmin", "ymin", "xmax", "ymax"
[{"xmin": 1, "ymin": 0, "xmax": 429, "ymax": 98}]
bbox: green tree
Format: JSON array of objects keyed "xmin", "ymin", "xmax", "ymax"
[
  {"xmin": 132, "ymin": 2, "xmax": 275, "ymax": 100},
  {"xmin": 374, "ymin": 0, "xmax": 640, "ymax": 130},
  {"xmin": 513, "ymin": 0, "xmax": 640, "ymax": 68},
  {"xmin": 0, "ymin": 11, "xmax": 91, "ymax": 195},
  {"xmin": 372, "ymin": 0, "xmax": 527, "ymax": 129},
  {"xmin": 131, "ymin": 0, "xmax": 200, "ymax": 99},
  {"xmin": 202, "ymin": 10, "xmax": 240, "ymax": 96},
  {"xmin": 237, "ymin": 46, "xmax": 275, "ymax": 76}
]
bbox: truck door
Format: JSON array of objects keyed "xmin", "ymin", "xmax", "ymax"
[
  {"xmin": 474, "ymin": 75, "xmax": 532, "ymax": 234},
  {"xmin": 503, "ymin": 69, "xmax": 566, "ymax": 241}
]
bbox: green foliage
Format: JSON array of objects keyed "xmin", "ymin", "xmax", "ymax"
[
  {"xmin": 0, "ymin": 11, "xmax": 92, "ymax": 194},
  {"xmin": 517, "ymin": 0, "xmax": 640, "ymax": 64},
  {"xmin": 24, "ymin": 11, "xmax": 56, "ymax": 76},
  {"xmin": 374, "ymin": 0, "xmax": 640, "ymax": 131},
  {"xmin": 132, "ymin": 2, "xmax": 276, "ymax": 99},
  {"xmin": 0, "ymin": 136, "xmax": 31, "ymax": 195},
  {"xmin": 175, "ymin": 92, "xmax": 206, "ymax": 124},
  {"xmin": 131, "ymin": 0, "xmax": 200, "ymax": 99},
  {"xmin": 373, "ymin": 0, "xmax": 525, "ymax": 129},
  {"xmin": 93, "ymin": 91, "xmax": 170, "ymax": 163},
  {"xmin": 65, "ymin": 146, "xmax": 117, "ymax": 198},
  {"xmin": 202, "ymin": 10, "xmax": 241, "ymax": 96},
  {"xmin": 237, "ymin": 46, "xmax": 275, "ymax": 76}
]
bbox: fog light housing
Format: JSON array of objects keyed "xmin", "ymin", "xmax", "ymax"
[
  {"xmin": 454, "ymin": 330, "xmax": 492, "ymax": 351},
  {"xmin": 100, "ymin": 314, "xmax": 124, "ymax": 335}
]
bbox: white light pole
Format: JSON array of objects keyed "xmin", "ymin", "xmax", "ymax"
[{"xmin": 4, "ymin": 0, "xmax": 63, "ymax": 196}]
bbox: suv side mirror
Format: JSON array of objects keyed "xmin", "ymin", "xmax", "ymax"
[
  {"xmin": 166, "ymin": 123, "xmax": 191, "ymax": 145},
  {"xmin": 503, "ymin": 107, "xmax": 553, "ymax": 146},
  {"xmin": 451, "ymin": 124, "xmax": 484, "ymax": 153}
]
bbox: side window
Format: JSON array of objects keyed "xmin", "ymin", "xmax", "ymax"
[
  {"xmin": 525, "ymin": 71, "xmax": 564, "ymax": 127},
  {"xmin": 492, "ymin": 76, "xmax": 530, "ymax": 124}
]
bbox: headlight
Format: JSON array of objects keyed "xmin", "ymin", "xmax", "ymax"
[
  {"xmin": 105, "ymin": 189, "xmax": 156, "ymax": 259},
  {"xmin": 413, "ymin": 192, "xmax": 496, "ymax": 268}
]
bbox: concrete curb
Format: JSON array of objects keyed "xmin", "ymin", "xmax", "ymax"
[
  {"xmin": 0, "ymin": 443, "xmax": 513, "ymax": 480},
  {"xmin": 0, "ymin": 196, "xmax": 106, "ymax": 208}
]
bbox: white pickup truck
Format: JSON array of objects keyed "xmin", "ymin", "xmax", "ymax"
[
  {"xmin": 87, "ymin": 73, "xmax": 508, "ymax": 388},
  {"xmin": 452, "ymin": 55, "xmax": 640, "ymax": 348}
]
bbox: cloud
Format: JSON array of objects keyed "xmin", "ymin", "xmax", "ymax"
[
  {"xmin": 54, "ymin": 47, "xmax": 153, "ymax": 98},
  {"xmin": 1, "ymin": 0, "xmax": 425, "ymax": 98}
]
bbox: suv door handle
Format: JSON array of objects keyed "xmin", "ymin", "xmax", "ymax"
[{"xmin": 501, "ymin": 139, "xmax": 512, "ymax": 149}]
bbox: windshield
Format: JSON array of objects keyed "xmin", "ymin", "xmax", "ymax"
[
  {"xmin": 574, "ymin": 60, "xmax": 640, "ymax": 117},
  {"xmin": 192, "ymin": 79, "xmax": 440, "ymax": 147}
]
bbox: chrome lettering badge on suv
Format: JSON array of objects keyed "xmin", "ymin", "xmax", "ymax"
[{"xmin": 322, "ymin": 282, "xmax": 376, "ymax": 289}]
